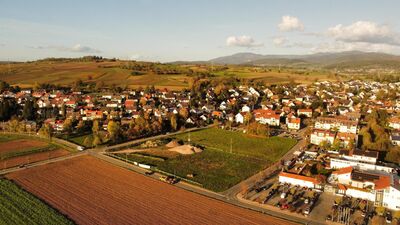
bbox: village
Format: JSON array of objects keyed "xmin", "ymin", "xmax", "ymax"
[{"xmin": 0, "ymin": 79, "xmax": 400, "ymax": 224}]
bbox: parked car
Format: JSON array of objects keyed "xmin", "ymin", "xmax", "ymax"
[
  {"xmin": 385, "ymin": 212, "xmax": 392, "ymax": 224},
  {"xmin": 325, "ymin": 215, "xmax": 332, "ymax": 221},
  {"xmin": 145, "ymin": 171, "xmax": 154, "ymax": 176}
]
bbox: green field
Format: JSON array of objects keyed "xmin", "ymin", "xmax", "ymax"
[
  {"xmin": 0, "ymin": 179, "xmax": 74, "ymax": 225},
  {"xmin": 0, "ymin": 135, "xmax": 19, "ymax": 143},
  {"xmin": 174, "ymin": 128, "xmax": 297, "ymax": 161},
  {"xmin": 115, "ymin": 128, "xmax": 296, "ymax": 192},
  {"xmin": 116, "ymin": 149, "xmax": 266, "ymax": 192}
]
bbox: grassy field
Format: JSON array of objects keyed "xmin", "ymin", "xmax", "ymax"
[
  {"xmin": 66, "ymin": 134, "xmax": 92, "ymax": 147},
  {"xmin": 116, "ymin": 149, "xmax": 266, "ymax": 192},
  {"xmin": 0, "ymin": 178, "xmax": 73, "ymax": 225},
  {"xmin": 174, "ymin": 128, "xmax": 297, "ymax": 161},
  {"xmin": 0, "ymin": 60, "xmax": 336, "ymax": 89},
  {"xmin": 114, "ymin": 128, "xmax": 296, "ymax": 191},
  {"xmin": 0, "ymin": 134, "xmax": 19, "ymax": 142}
]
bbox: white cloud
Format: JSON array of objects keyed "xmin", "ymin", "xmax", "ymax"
[
  {"xmin": 273, "ymin": 37, "xmax": 287, "ymax": 46},
  {"xmin": 311, "ymin": 41, "xmax": 397, "ymax": 53},
  {"xmin": 29, "ymin": 44, "xmax": 101, "ymax": 53},
  {"xmin": 273, "ymin": 37, "xmax": 312, "ymax": 48},
  {"xmin": 226, "ymin": 35, "xmax": 263, "ymax": 47},
  {"xmin": 327, "ymin": 21, "xmax": 400, "ymax": 46},
  {"xmin": 278, "ymin": 16, "xmax": 304, "ymax": 32},
  {"xmin": 69, "ymin": 44, "xmax": 101, "ymax": 53}
]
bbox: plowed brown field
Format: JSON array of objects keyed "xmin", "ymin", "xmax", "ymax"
[
  {"xmin": 0, "ymin": 149, "xmax": 69, "ymax": 169},
  {"xmin": 7, "ymin": 156, "xmax": 295, "ymax": 225},
  {"xmin": 0, "ymin": 139, "xmax": 48, "ymax": 154}
]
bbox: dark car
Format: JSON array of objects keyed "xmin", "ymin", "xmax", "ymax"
[
  {"xmin": 385, "ymin": 212, "xmax": 392, "ymax": 224},
  {"xmin": 145, "ymin": 171, "xmax": 154, "ymax": 176}
]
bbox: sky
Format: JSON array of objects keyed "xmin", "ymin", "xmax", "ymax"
[{"xmin": 1, "ymin": 0, "xmax": 400, "ymax": 62}]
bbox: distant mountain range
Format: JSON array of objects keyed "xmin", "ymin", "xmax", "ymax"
[{"xmin": 173, "ymin": 51, "xmax": 400, "ymax": 69}]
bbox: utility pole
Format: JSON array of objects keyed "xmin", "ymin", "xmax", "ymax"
[{"xmin": 230, "ymin": 138, "xmax": 232, "ymax": 154}]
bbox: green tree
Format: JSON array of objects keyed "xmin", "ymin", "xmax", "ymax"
[
  {"xmin": 107, "ymin": 120, "xmax": 121, "ymax": 143},
  {"xmin": 385, "ymin": 147, "xmax": 400, "ymax": 164},
  {"xmin": 83, "ymin": 135, "xmax": 94, "ymax": 148},
  {"xmin": 38, "ymin": 124, "xmax": 52, "ymax": 139},
  {"xmin": 92, "ymin": 120, "xmax": 100, "ymax": 134},
  {"xmin": 63, "ymin": 118, "xmax": 74, "ymax": 135},
  {"xmin": 8, "ymin": 119, "xmax": 19, "ymax": 132},
  {"xmin": 92, "ymin": 134, "xmax": 102, "ymax": 146},
  {"xmin": 170, "ymin": 114, "xmax": 178, "ymax": 131},
  {"xmin": 22, "ymin": 100, "xmax": 35, "ymax": 120},
  {"xmin": 332, "ymin": 138, "xmax": 341, "ymax": 151},
  {"xmin": 179, "ymin": 108, "xmax": 189, "ymax": 120}
]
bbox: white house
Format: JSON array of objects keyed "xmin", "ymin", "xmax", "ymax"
[
  {"xmin": 253, "ymin": 109, "xmax": 280, "ymax": 127},
  {"xmin": 330, "ymin": 168, "xmax": 400, "ymax": 210},
  {"xmin": 310, "ymin": 129, "xmax": 336, "ymax": 146},
  {"xmin": 235, "ymin": 112, "xmax": 244, "ymax": 124},
  {"xmin": 297, "ymin": 109, "xmax": 313, "ymax": 118},
  {"xmin": 390, "ymin": 132, "xmax": 400, "ymax": 146},
  {"xmin": 341, "ymin": 149, "xmax": 378, "ymax": 164},
  {"xmin": 287, "ymin": 118, "xmax": 301, "ymax": 130},
  {"xmin": 279, "ymin": 172, "xmax": 321, "ymax": 189},
  {"xmin": 241, "ymin": 105, "xmax": 251, "ymax": 112},
  {"xmin": 330, "ymin": 158, "xmax": 395, "ymax": 174},
  {"xmin": 389, "ymin": 117, "xmax": 400, "ymax": 130},
  {"xmin": 336, "ymin": 132, "xmax": 357, "ymax": 148},
  {"xmin": 314, "ymin": 117, "xmax": 358, "ymax": 134}
]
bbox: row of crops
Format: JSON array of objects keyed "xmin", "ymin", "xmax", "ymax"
[{"xmin": 0, "ymin": 178, "xmax": 73, "ymax": 225}]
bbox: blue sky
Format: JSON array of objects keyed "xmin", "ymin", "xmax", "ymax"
[{"xmin": 1, "ymin": 0, "xmax": 400, "ymax": 61}]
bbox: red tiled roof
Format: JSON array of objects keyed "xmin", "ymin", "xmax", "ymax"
[
  {"xmin": 375, "ymin": 175, "xmax": 391, "ymax": 190},
  {"xmin": 312, "ymin": 129, "xmax": 336, "ymax": 137},
  {"xmin": 338, "ymin": 183, "xmax": 347, "ymax": 191},
  {"xmin": 336, "ymin": 132, "xmax": 357, "ymax": 140},
  {"xmin": 288, "ymin": 118, "xmax": 300, "ymax": 124},
  {"xmin": 389, "ymin": 117, "xmax": 400, "ymax": 124},
  {"xmin": 332, "ymin": 166, "xmax": 353, "ymax": 175},
  {"xmin": 298, "ymin": 109, "xmax": 312, "ymax": 113},
  {"xmin": 253, "ymin": 109, "xmax": 280, "ymax": 119}
]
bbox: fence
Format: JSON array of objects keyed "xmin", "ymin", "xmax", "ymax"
[{"xmin": 105, "ymin": 152, "xmax": 202, "ymax": 186}]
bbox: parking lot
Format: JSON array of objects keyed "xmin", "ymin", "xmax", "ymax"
[
  {"xmin": 245, "ymin": 181, "xmax": 323, "ymax": 218},
  {"xmin": 325, "ymin": 195, "xmax": 399, "ymax": 225},
  {"xmin": 245, "ymin": 181, "xmax": 400, "ymax": 225}
]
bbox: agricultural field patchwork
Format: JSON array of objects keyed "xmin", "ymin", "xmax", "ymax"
[
  {"xmin": 6, "ymin": 156, "xmax": 293, "ymax": 225},
  {"xmin": 0, "ymin": 178, "xmax": 73, "ymax": 225},
  {"xmin": 0, "ymin": 60, "xmax": 336, "ymax": 90},
  {"xmin": 0, "ymin": 135, "xmax": 71, "ymax": 169}
]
